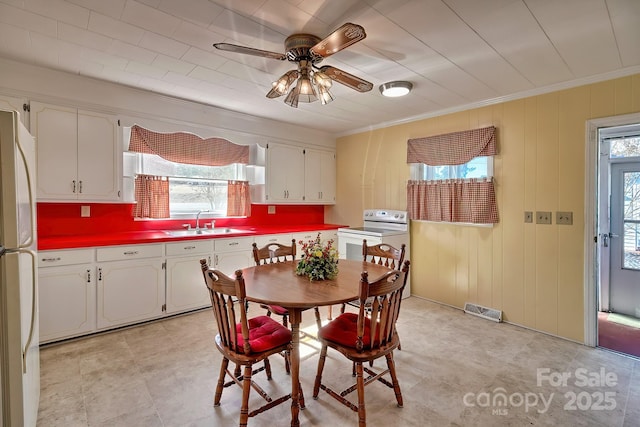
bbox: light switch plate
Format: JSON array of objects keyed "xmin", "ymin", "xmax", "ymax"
[
  {"xmin": 556, "ymin": 211, "xmax": 573, "ymax": 225},
  {"xmin": 81, "ymin": 205, "xmax": 90, "ymax": 217},
  {"xmin": 524, "ymin": 211, "xmax": 533, "ymax": 223},
  {"xmin": 268, "ymin": 205, "xmax": 276, "ymax": 214},
  {"xmin": 536, "ymin": 211, "xmax": 551, "ymax": 224}
]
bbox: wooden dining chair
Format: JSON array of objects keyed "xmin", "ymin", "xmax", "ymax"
[
  {"xmin": 342, "ymin": 239, "xmax": 406, "ymax": 313},
  {"xmin": 252, "ymin": 240, "xmax": 324, "ymax": 332},
  {"xmin": 312, "ymin": 260, "xmax": 410, "ymax": 427},
  {"xmin": 200, "ymin": 259, "xmax": 301, "ymax": 427}
]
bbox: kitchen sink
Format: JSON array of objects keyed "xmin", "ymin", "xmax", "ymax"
[{"xmin": 163, "ymin": 228, "xmax": 247, "ymax": 237}]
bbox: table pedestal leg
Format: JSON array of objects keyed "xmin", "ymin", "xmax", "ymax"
[{"xmin": 289, "ymin": 308, "xmax": 302, "ymax": 427}]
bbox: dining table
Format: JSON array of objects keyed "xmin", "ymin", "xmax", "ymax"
[{"xmin": 240, "ymin": 258, "xmax": 395, "ymax": 427}]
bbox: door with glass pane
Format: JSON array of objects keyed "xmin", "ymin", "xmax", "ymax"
[{"xmin": 609, "ymin": 162, "xmax": 640, "ymax": 318}]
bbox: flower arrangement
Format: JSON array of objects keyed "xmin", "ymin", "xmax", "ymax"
[{"xmin": 295, "ymin": 233, "xmax": 339, "ymax": 281}]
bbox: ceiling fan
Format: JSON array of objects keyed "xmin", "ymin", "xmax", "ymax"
[{"xmin": 214, "ymin": 23, "xmax": 373, "ymax": 108}]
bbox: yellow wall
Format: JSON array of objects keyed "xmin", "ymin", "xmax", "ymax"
[{"xmin": 326, "ymin": 74, "xmax": 640, "ymax": 343}]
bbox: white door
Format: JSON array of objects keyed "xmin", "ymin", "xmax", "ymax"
[{"xmin": 609, "ymin": 162, "xmax": 640, "ymax": 318}]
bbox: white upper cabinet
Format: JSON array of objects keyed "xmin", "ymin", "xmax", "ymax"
[
  {"xmin": 258, "ymin": 142, "xmax": 335, "ymax": 204},
  {"xmin": 31, "ymin": 101, "xmax": 120, "ymax": 201},
  {"xmin": 265, "ymin": 143, "xmax": 305, "ymax": 203},
  {"xmin": 0, "ymin": 95, "xmax": 28, "ymax": 125},
  {"xmin": 304, "ymin": 148, "xmax": 336, "ymax": 204}
]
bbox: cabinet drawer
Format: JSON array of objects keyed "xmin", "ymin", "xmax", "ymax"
[
  {"xmin": 96, "ymin": 244, "xmax": 163, "ymax": 262},
  {"xmin": 214, "ymin": 237, "xmax": 254, "ymax": 253},
  {"xmin": 253, "ymin": 234, "xmax": 292, "ymax": 248},
  {"xmin": 166, "ymin": 240, "xmax": 213, "ymax": 257},
  {"xmin": 39, "ymin": 249, "xmax": 94, "ymax": 267}
]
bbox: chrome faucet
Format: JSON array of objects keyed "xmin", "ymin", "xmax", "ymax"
[{"xmin": 195, "ymin": 210, "xmax": 210, "ymax": 233}]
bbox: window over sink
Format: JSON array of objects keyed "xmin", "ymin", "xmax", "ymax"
[{"xmin": 125, "ymin": 151, "xmax": 246, "ymax": 218}]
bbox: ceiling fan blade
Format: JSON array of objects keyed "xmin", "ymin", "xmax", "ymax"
[
  {"xmin": 213, "ymin": 43, "xmax": 286, "ymax": 60},
  {"xmin": 310, "ymin": 23, "xmax": 366, "ymax": 58},
  {"xmin": 318, "ymin": 66, "xmax": 373, "ymax": 93}
]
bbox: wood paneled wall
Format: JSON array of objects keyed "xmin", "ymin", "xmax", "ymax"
[{"xmin": 327, "ymin": 74, "xmax": 640, "ymax": 343}]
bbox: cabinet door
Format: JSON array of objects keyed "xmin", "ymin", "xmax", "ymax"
[
  {"xmin": 38, "ymin": 264, "xmax": 96, "ymax": 343},
  {"xmin": 305, "ymin": 149, "xmax": 336, "ymax": 204},
  {"xmin": 77, "ymin": 110, "xmax": 120, "ymax": 200},
  {"xmin": 166, "ymin": 255, "xmax": 212, "ymax": 314},
  {"xmin": 97, "ymin": 259, "xmax": 164, "ymax": 329},
  {"xmin": 31, "ymin": 102, "xmax": 78, "ymax": 199},
  {"xmin": 214, "ymin": 251, "xmax": 254, "ymax": 277},
  {"xmin": 266, "ymin": 144, "xmax": 304, "ymax": 202}
]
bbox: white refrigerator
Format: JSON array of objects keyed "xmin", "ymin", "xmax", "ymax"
[{"xmin": 0, "ymin": 109, "xmax": 39, "ymax": 427}]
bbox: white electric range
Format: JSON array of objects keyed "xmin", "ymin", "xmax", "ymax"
[{"xmin": 337, "ymin": 209, "xmax": 410, "ymax": 298}]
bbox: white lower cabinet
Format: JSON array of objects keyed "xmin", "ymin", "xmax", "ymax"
[
  {"xmin": 213, "ymin": 237, "xmax": 255, "ymax": 277},
  {"xmin": 165, "ymin": 240, "xmax": 213, "ymax": 314},
  {"xmin": 96, "ymin": 244, "xmax": 164, "ymax": 329},
  {"xmin": 38, "ymin": 249, "xmax": 96, "ymax": 343}
]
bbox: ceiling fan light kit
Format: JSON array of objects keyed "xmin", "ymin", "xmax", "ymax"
[
  {"xmin": 379, "ymin": 81, "xmax": 413, "ymax": 97},
  {"xmin": 214, "ymin": 23, "xmax": 373, "ymax": 108}
]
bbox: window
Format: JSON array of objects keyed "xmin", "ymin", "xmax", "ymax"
[
  {"xmin": 411, "ymin": 156, "xmax": 492, "ymax": 181},
  {"xmin": 610, "ymin": 136, "xmax": 640, "ymax": 159},
  {"xmin": 128, "ymin": 152, "xmax": 246, "ymax": 218}
]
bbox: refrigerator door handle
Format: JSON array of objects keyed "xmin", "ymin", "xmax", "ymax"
[{"xmin": 15, "ymin": 128, "xmax": 36, "ymax": 249}]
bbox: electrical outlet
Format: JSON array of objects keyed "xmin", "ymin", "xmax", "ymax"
[
  {"xmin": 81, "ymin": 205, "xmax": 90, "ymax": 217},
  {"xmin": 556, "ymin": 211, "xmax": 573, "ymax": 225},
  {"xmin": 524, "ymin": 211, "xmax": 533, "ymax": 223},
  {"xmin": 267, "ymin": 205, "xmax": 276, "ymax": 214},
  {"xmin": 536, "ymin": 211, "xmax": 551, "ymax": 224}
]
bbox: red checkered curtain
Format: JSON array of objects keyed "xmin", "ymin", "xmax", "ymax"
[
  {"xmin": 227, "ymin": 180, "xmax": 251, "ymax": 217},
  {"xmin": 407, "ymin": 178, "xmax": 498, "ymax": 224},
  {"xmin": 407, "ymin": 126, "xmax": 498, "ymax": 224},
  {"xmin": 407, "ymin": 126, "xmax": 496, "ymax": 165},
  {"xmin": 133, "ymin": 175, "xmax": 170, "ymax": 219},
  {"xmin": 128, "ymin": 125, "xmax": 249, "ymax": 166}
]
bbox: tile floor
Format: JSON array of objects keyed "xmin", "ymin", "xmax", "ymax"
[{"xmin": 37, "ymin": 298, "xmax": 640, "ymax": 426}]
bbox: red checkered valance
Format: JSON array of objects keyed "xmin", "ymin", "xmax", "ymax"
[
  {"xmin": 407, "ymin": 178, "xmax": 499, "ymax": 224},
  {"xmin": 128, "ymin": 125, "xmax": 249, "ymax": 166},
  {"xmin": 407, "ymin": 126, "xmax": 496, "ymax": 165}
]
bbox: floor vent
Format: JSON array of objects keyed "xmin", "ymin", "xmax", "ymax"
[{"xmin": 463, "ymin": 302, "xmax": 503, "ymax": 323}]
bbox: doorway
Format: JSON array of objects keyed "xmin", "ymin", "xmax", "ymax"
[{"xmin": 594, "ymin": 120, "xmax": 640, "ymax": 358}]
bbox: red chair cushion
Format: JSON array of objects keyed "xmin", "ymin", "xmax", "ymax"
[
  {"xmin": 235, "ymin": 315, "xmax": 292, "ymax": 353},
  {"xmin": 318, "ymin": 312, "xmax": 378, "ymax": 349},
  {"xmin": 268, "ymin": 305, "xmax": 288, "ymax": 316}
]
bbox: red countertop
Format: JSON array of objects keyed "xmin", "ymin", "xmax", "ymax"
[{"xmin": 37, "ymin": 224, "xmax": 345, "ymax": 250}]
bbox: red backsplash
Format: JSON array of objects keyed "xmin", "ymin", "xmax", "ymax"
[{"xmin": 37, "ymin": 203, "xmax": 325, "ymax": 237}]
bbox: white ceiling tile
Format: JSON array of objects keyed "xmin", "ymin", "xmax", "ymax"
[
  {"xmin": 157, "ymin": 0, "xmax": 224, "ymax": 27},
  {"xmin": 605, "ymin": 0, "xmax": 640, "ymax": 67},
  {"xmin": 65, "ymin": 0, "xmax": 127, "ymax": 19},
  {"xmin": 186, "ymin": 66, "xmax": 227, "ymax": 85},
  {"xmin": 29, "ymin": 32, "xmax": 63, "ymax": 66},
  {"xmin": 58, "ymin": 22, "xmax": 113, "ymax": 51},
  {"xmin": 24, "ymin": 0, "xmax": 89, "ymax": 28},
  {"xmin": 172, "ymin": 20, "xmax": 226, "ymax": 51},
  {"xmin": 444, "ymin": 0, "xmax": 573, "ymax": 86},
  {"xmin": 152, "ymin": 54, "xmax": 196, "ymax": 75},
  {"xmin": 297, "ymin": 0, "xmax": 366, "ymax": 26},
  {"xmin": 108, "ymin": 40, "xmax": 158, "ymax": 64},
  {"xmin": 88, "ymin": 11, "xmax": 145, "ymax": 45},
  {"xmin": 526, "ymin": 0, "xmax": 621, "ymax": 76},
  {"xmin": 210, "ymin": 9, "xmax": 286, "ymax": 48},
  {"xmin": 208, "ymin": 0, "xmax": 266, "ymax": 18},
  {"xmin": 125, "ymin": 60, "xmax": 167, "ymax": 79},
  {"xmin": 121, "ymin": 0, "xmax": 181, "ymax": 37},
  {"xmin": 181, "ymin": 47, "xmax": 227, "ymax": 70},
  {"xmin": 0, "ymin": 23, "xmax": 32, "ymax": 59},
  {"xmin": 253, "ymin": 0, "xmax": 326, "ymax": 35},
  {"xmin": 139, "ymin": 31, "xmax": 190, "ymax": 58},
  {"xmin": 0, "ymin": 3, "xmax": 57, "ymax": 37},
  {"xmin": 79, "ymin": 46, "xmax": 128, "ymax": 69}
]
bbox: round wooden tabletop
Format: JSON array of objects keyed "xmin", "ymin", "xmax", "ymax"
[{"xmin": 240, "ymin": 259, "xmax": 394, "ymax": 309}]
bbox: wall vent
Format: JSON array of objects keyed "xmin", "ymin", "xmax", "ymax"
[{"xmin": 463, "ymin": 302, "xmax": 502, "ymax": 323}]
